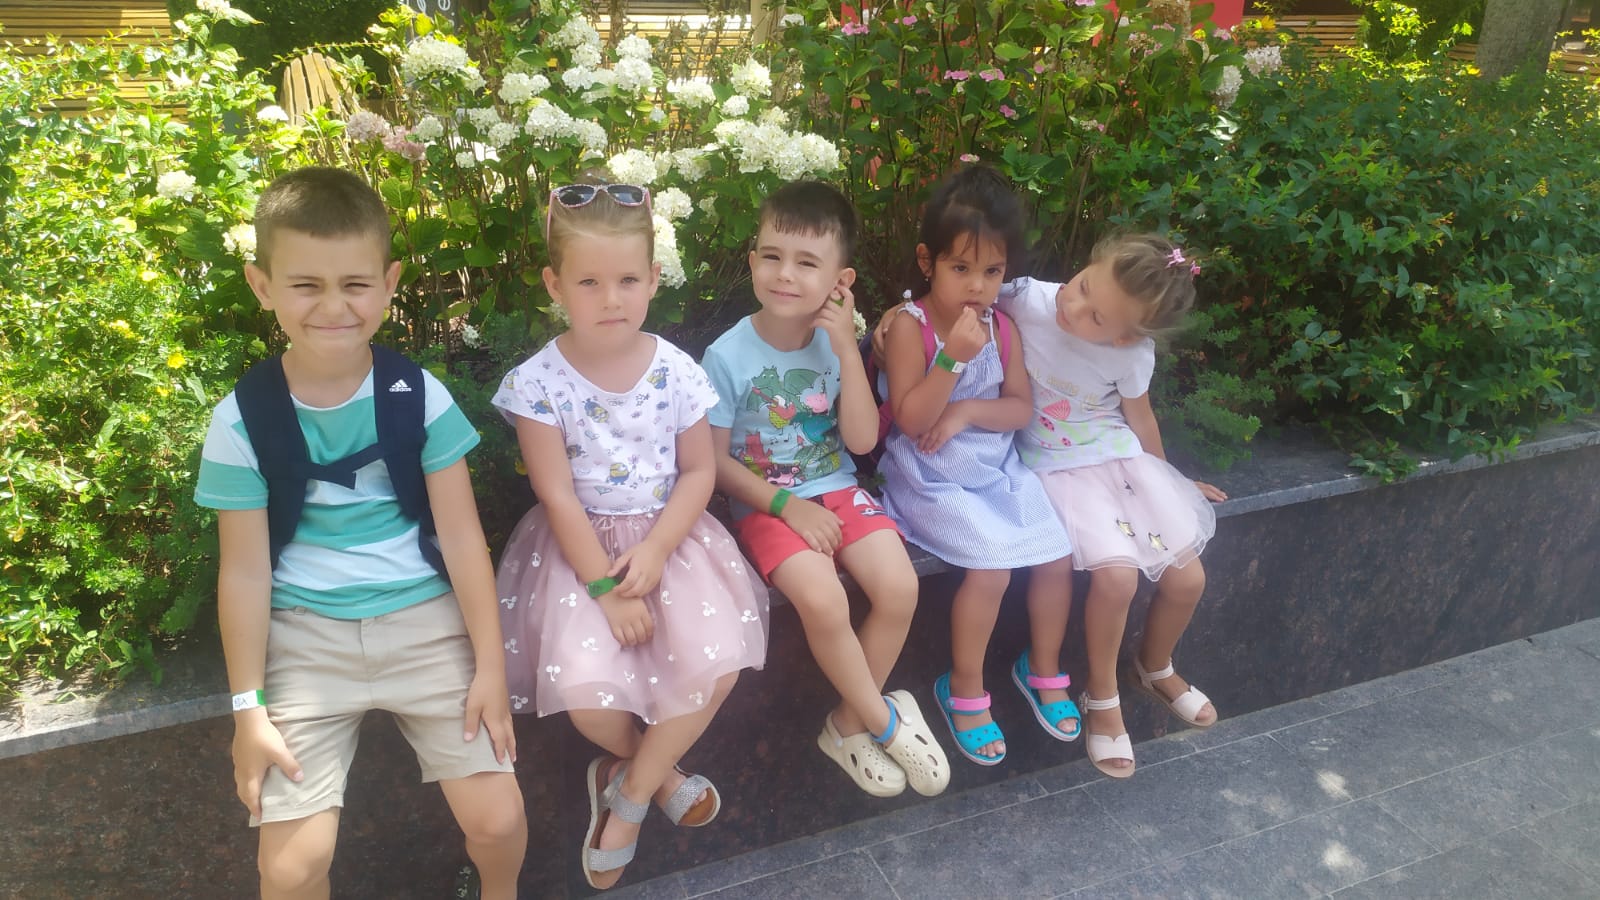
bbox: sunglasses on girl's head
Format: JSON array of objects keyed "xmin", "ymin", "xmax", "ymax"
[
  {"xmin": 548, "ymin": 183, "xmax": 651, "ymax": 211},
  {"xmin": 545, "ymin": 183, "xmax": 652, "ymax": 237}
]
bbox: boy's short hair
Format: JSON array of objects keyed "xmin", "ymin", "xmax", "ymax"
[
  {"xmin": 253, "ymin": 167, "xmax": 391, "ymax": 272},
  {"xmin": 757, "ymin": 181, "xmax": 857, "ymax": 264}
]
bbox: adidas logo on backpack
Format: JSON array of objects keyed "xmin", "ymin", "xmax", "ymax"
[{"xmin": 388, "ymin": 379, "xmax": 412, "ymax": 393}]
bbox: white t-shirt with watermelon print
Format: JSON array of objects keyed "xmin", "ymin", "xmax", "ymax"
[{"xmin": 996, "ymin": 277, "xmax": 1157, "ymax": 473}]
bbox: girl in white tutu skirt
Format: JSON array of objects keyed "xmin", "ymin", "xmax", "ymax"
[
  {"xmin": 492, "ymin": 180, "xmax": 767, "ymax": 890},
  {"xmin": 997, "ymin": 234, "xmax": 1228, "ymax": 780}
]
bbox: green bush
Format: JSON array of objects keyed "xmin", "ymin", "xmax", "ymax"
[{"xmin": 166, "ymin": 0, "xmax": 395, "ymax": 76}]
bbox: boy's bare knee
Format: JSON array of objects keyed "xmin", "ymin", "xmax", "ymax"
[
  {"xmin": 787, "ymin": 584, "xmax": 853, "ymax": 633},
  {"xmin": 258, "ymin": 830, "xmax": 335, "ymax": 896},
  {"xmin": 449, "ymin": 773, "xmax": 527, "ymax": 846}
]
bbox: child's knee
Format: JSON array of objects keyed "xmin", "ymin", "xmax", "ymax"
[
  {"xmin": 1088, "ymin": 567, "xmax": 1139, "ymax": 605},
  {"xmin": 965, "ymin": 568, "xmax": 1012, "ymax": 595},
  {"xmin": 257, "ymin": 822, "xmax": 336, "ymax": 895},
  {"xmin": 789, "ymin": 584, "xmax": 853, "ymax": 633},
  {"xmin": 1160, "ymin": 560, "xmax": 1206, "ymax": 602},
  {"xmin": 869, "ymin": 569, "xmax": 919, "ymax": 620},
  {"xmin": 458, "ymin": 783, "xmax": 528, "ymax": 847},
  {"xmin": 711, "ymin": 670, "xmax": 740, "ymax": 703}
]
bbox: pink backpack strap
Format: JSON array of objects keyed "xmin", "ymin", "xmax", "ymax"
[{"xmin": 909, "ymin": 300, "xmax": 938, "ymax": 365}]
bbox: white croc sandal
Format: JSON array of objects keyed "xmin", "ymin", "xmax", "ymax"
[
  {"xmin": 880, "ymin": 690, "xmax": 952, "ymax": 797},
  {"xmin": 818, "ymin": 712, "xmax": 907, "ymax": 798},
  {"xmin": 1081, "ymin": 693, "xmax": 1136, "ymax": 780},
  {"xmin": 1133, "ymin": 659, "xmax": 1217, "ymax": 728}
]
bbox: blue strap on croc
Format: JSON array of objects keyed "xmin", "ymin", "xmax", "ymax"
[
  {"xmin": 868, "ymin": 696, "xmax": 899, "ymax": 744},
  {"xmin": 934, "ymin": 672, "xmax": 1006, "ymax": 766},
  {"xmin": 1011, "ymin": 651, "xmax": 1082, "ymax": 742}
]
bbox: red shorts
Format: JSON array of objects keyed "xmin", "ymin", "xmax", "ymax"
[{"xmin": 736, "ymin": 486, "xmax": 902, "ymax": 580}]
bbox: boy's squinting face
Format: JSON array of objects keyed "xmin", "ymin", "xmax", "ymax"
[
  {"xmin": 246, "ymin": 229, "xmax": 399, "ymax": 357},
  {"xmin": 1056, "ymin": 260, "xmax": 1144, "ymax": 346},
  {"xmin": 748, "ymin": 222, "xmax": 854, "ymax": 319}
]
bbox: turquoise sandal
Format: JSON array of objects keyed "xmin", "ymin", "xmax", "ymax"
[
  {"xmin": 933, "ymin": 672, "xmax": 1006, "ymax": 766},
  {"xmin": 1011, "ymin": 651, "xmax": 1082, "ymax": 742}
]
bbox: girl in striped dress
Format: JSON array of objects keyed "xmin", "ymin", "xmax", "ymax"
[{"xmin": 878, "ymin": 167, "xmax": 1077, "ymax": 767}]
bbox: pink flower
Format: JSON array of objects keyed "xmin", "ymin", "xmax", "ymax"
[
  {"xmin": 978, "ymin": 68, "xmax": 1003, "ymax": 82},
  {"xmin": 1000, "ymin": 104, "xmax": 1018, "ymax": 119},
  {"xmin": 841, "ymin": 21, "xmax": 868, "ymax": 36},
  {"xmin": 1075, "ymin": 0, "xmax": 1095, "ymax": 6},
  {"xmin": 1034, "ymin": 62, "xmax": 1047, "ymax": 74},
  {"xmin": 945, "ymin": 69, "xmax": 971, "ymax": 81},
  {"xmin": 383, "ymin": 131, "xmax": 426, "ymax": 161},
  {"xmin": 959, "ymin": 153, "xmax": 979, "ymax": 163},
  {"xmin": 900, "ymin": 15, "xmax": 917, "ymax": 25}
]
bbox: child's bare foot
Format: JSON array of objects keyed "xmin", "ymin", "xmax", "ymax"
[
  {"xmin": 585, "ymin": 757, "xmax": 645, "ymax": 891},
  {"xmin": 653, "ymin": 766, "xmax": 719, "ymax": 826},
  {"xmin": 942, "ymin": 673, "xmax": 1005, "ymax": 762},
  {"xmin": 1135, "ymin": 656, "xmax": 1217, "ymax": 727},
  {"xmin": 1027, "ymin": 662, "xmax": 1080, "ymax": 736}
]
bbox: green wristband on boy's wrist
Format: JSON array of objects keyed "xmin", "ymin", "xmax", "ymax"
[
  {"xmin": 586, "ymin": 576, "xmax": 620, "ymax": 599},
  {"xmin": 933, "ymin": 349, "xmax": 967, "ymax": 374},
  {"xmin": 231, "ymin": 689, "xmax": 266, "ymax": 712},
  {"xmin": 769, "ymin": 488, "xmax": 793, "ymax": 518}
]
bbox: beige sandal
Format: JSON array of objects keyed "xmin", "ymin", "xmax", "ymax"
[
  {"xmin": 881, "ymin": 690, "xmax": 952, "ymax": 796},
  {"xmin": 1133, "ymin": 658, "xmax": 1217, "ymax": 728},
  {"xmin": 818, "ymin": 712, "xmax": 907, "ymax": 798},
  {"xmin": 1082, "ymin": 693, "xmax": 1136, "ymax": 780}
]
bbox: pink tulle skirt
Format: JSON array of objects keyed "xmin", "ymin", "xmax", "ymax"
[
  {"xmin": 496, "ymin": 506, "xmax": 768, "ymax": 724},
  {"xmin": 1037, "ymin": 453, "xmax": 1217, "ymax": 581}
]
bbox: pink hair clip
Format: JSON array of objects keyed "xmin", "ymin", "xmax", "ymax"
[
  {"xmin": 1190, "ymin": 262, "xmax": 1202, "ymax": 276},
  {"xmin": 1167, "ymin": 247, "xmax": 1201, "ymax": 276}
]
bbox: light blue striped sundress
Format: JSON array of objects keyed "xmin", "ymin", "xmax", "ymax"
[{"xmin": 879, "ymin": 306, "xmax": 1070, "ymax": 569}]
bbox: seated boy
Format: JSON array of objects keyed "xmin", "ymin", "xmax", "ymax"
[
  {"xmin": 195, "ymin": 167, "xmax": 526, "ymax": 900},
  {"xmin": 701, "ymin": 181, "xmax": 949, "ymax": 798}
]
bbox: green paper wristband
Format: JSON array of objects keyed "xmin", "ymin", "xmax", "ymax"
[
  {"xmin": 933, "ymin": 349, "xmax": 964, "ymax": 372},
  {"xmin": 769, "ymin": 488, "xmax": 794, "ymax": 518},
  {"xmin": 586, "ymin": 576, "xmax": 620, "ymax": 599}
]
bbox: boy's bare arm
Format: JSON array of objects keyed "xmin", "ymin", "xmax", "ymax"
[
  {"xmin": 814, "ymin": 283, "xmax": 878, "ymax": 455},
  {"xmin": 216, "ymin": 508, "xmax": 302, "ymax": 818},
  {"xmin": 427, "ymin": 458, "xmax": 516, "ymax": 763},
  {"xmin": 712, "ymin": 424, "xmax": 842, "ymax": 554}
]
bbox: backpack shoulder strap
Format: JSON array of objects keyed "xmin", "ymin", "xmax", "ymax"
[
  {"xmin": 233, "ymin": 355, "xmax": 307, "ymax": 570},
  {"xmin": 371, "ymin": 345, "xmax": 449, "ymax": 581},
  {"xmin": 909, "ymin": 300, "xmax": 938, "ymax": 364},
  {"xmin": 993, "ymin": 309, "xmax": 1014, "ymax": 368}
]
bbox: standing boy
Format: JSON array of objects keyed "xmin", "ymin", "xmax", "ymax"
[
  {"xmin": 195, "ymin": 168, "xmax": 526, "ymax": 900},
  {"xmin": 702, "ymin": 181, "xmax": 950, "ymax": 798}
]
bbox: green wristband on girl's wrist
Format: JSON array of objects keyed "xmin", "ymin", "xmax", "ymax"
[
  {"xmin": 769, "ymin": 488, "xmax": 793, "ymax": 517},
  {"xmin": 933, "ymin": 349, "xmax": 968, "ymax": 374},
  {"xmin": 585, "ymin": 576, "xmax": 620, "ymax": 599}
]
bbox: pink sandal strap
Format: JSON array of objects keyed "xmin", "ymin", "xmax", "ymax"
[
  {"xmin": 1026, "ymin": 672, "xmax": 1072, "ymax": 690},
  {"xmin": 945, "ymin": 690, "xmax": 992, "ymax": 714}
]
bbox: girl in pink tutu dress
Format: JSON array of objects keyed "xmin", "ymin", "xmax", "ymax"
[
  {"xmin": 997, "ymin": 234, "xmax": 1228, "ymax": 780},
  {"xmin": 492, "ymin": 181, "xmax": 767, "ymax": 890}
]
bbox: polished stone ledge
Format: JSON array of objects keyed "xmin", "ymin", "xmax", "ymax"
[{"xmin": 5, "ymin": 415, "xmax": 1597, "ymax": 762}]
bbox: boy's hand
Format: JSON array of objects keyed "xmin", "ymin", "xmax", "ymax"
[
  {"xmin": 870, "ymin": 307, "xmax": 897, "ymax": 367},
  {"xmin": 1194, "ymin": 480, "xmax": 1228, "ymax": 503},
  {"xmin": 610, "ymin": 540, "xmax": 667, "ymax": 599},
  {"xmin": 917, "ymin": 402, "xmax": 969, "ymax": 454},
  {"xmin": 780, "ymin": 495, "xmax": 843, "ymax": 555},
  {"xmin": 598, "ymin": 591, "xmax": 655, "ymax": 647},
  {"xmin": 463, "ymin": 671, "xmax": 517, "ymax": 764},
  {"xmin": 813, "ymin": 280, "xmax": 858, "ymax": 357},
  {"xmin": 944, "ymin": 307, "xmax": 987, "ymax": 363},
  {"xmin": 232, "ymin": 709, "xmax": 302, "ymax": 819}
]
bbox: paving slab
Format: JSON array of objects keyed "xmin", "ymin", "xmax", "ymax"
[
  {"xmin": 1219, "ymin": 799, "xmax": 1434, "ymax": 897},
  {"xmin": 1514, "ymin": 799, "xmax": 1600, "ymax": 885},
  {"xmin": 1369, "ymin": 754, "xmax": 1571, "ymax": 851},
  {"xmin": 695, "ymin": 851, "xmax": 893, "ymax": 900},
  {"xmin": 1066, "ymin": 846, "xmax": 1282, "ymax": 900},
  {"xmin": 1331, "ymin": 831, "xmax": 1598, "ymax": 900}
]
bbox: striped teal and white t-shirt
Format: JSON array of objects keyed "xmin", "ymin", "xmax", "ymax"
[{"xmin": 194, "ymin": 366, "xmax": 479, "ymax": 619}]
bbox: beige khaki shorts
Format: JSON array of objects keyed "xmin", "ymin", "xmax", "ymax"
[{"xmin": 253, "ymin": 592, "xmax": 515, "ymax": 826}]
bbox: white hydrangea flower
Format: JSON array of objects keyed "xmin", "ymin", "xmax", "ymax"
[
  {"xmin": 400, "ymin": 36, "xmax": 472, "ymax": 83},
  {"xmin": 460, "ymin": 68, "xmax": 487, "ymax": 92},
  {"xmin": 607, "ymin": 148, "xmax": 659, "ymax": 186},
  {"xmin": 729, "ymin": 58, "xmax": 771, "ymax": 97},
  {"xmin": 796, "ymin": 133, "xmax": 842, "ymax": 173},
  {"xmin": 524, "ymin": 101, "xmax": 576, "ymax": 140},
  {"xmin": 551, "ymin": 18, "xmax": 601, "ymax": 51},
  {"xmin": 562, "ymin": 67, "xmax": 599, "ymax": 92},
  {"xmin": 611, "ymin": 57, "xmax": 655, "ymax": 95},
  {"xmin": 1211, "ymin": 64, "xmax": 1242, "ymax": 109},
  {"xmin": 668, "ymin": 79, "xmax": 716, "ymax": 108},
  {"xmin": 654, "ymin": 187, "xmax": 692, "ymax": 221},
  {"xmin": 344, "ymin": 110, "xmax": 393, "ymax": 142},
  {"xmin": 648, "ymin": 107, "xmax": 666, "ymax": 123},
  {"xmin": 499, "ymin": 72, "xmax": 549, "ymax": 104},
  {"xmin": 574, "ymin": 120, "xmax": 609, "ymax": 155},
  {"xmin": 615, "ymin": 34, "xmax": 653, "ymax": 61},
  {"xmin": 460, "ymin": 324, "xmax": 483, "ymax": 348},
  {"xmin": 721, "ymin": 95, "xmax": 750, "ymax": 117},
  {"xmin": 758, "ymin": 107, "xmax": 788, "ymax": 127},
  {"xmin": 781, "ymin": 12, "xmax": 804, "ymax": 27},
  {"xmin": 257, "ymin": 104, "xmax": 289, "ymax": 123},
  {"xmin": 222, "ymin": 222, "xmax": 256, "ymax": 257},
  {"xmin": 853, "ymin": 308, "xmax": 868, "ymax": 340},
  {"xmin": 1243, "ymin": 45, "xmax": 1282, "ymax": 76},
  {"xmin": 571, "ymin": 43, "xmax": 603, "ymax": 70},
  {"xmin": 712, "ymin": 118, "xmax": 751, "ymax": 148},
  {"xmin": 672, "ymin": 147, "xmax": 711, "ymax": 183},
  {"xmin": 463, "ymin": 107, "xmax": 502, "ymax": 131},
  {"xmin": 487, "ymin": 122, "xmax": 519, "ymax": 147},
  {"xmin": 196, "ymin": 0, "xmax": 254, "ymax": 24},
  {"xmin": 156, "ymin": 171, "xmax": 198, "ymax": 201},
  {"xmin": 698, "ymin": 196, "xmax": 717, "ymax": 216},
  {"xmin": 653, "ymin": 214, "xmax": 686, "ymax": 288},
  {"xmin": 410, "ymin": 116, "xmax": 445, "ymax": 142},
  {"xmin": 455, "ymin": 149, "xmax": 478, "ymax": 169}
]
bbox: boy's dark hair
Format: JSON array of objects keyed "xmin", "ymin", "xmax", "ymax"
[
  {"xmin": 757, "ymin": 181, "xmax": 858, "ymax": 263},
  {"xmin": 253, "ymin": 167, "xmax": 391, "ymax": 272},
  {"xmin": 909, "ymin": 165, "xmax": 1027, "ymax": 296}
]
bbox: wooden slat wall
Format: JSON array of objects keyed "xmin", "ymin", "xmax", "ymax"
[
  {"xmin": 0, "ymin": 0, "xmax": 175, "ymax": 111},
  {"xmin": 1255, "ymin": 14, "xmax": 1598, "ymax": 76}
]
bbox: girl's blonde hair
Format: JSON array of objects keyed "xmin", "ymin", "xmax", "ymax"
[
  {"xmin": 544, "ymin": 170, "xmax": 655, "ymax": 272},
  {"xmin": 1091, "ymin": 233, "xmax": 1200, "ymax": 338}
]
